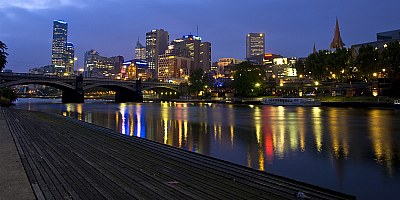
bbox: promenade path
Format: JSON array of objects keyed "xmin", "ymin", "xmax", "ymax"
[{"xmin": 1, "ymin": 108, "xmax": 355, "ymax": 200}]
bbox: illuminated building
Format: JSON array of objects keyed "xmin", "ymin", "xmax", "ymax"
[
  {"xmin": 84, "ymin": 49, "xmax": 124, "ymax": 78},
  {"xmin": 271, "ymin": 57, "xmax": 297, "ymax": 81},
  {"xmin": 51, "ymin": 20, "xmax": 68, "ymax": 72},
  {"xmin": 158, "ymin": 54, "xmax": 193, "ymax": 82},
  {"xmin": 217, "ymin": 58, "xmax": 243, "ymax": 75},
  {"xmin": 135, "ymin": 39, "xmax": 146, "ymax": 60},
  {"xmin": 146, "ymin": 29, "xmax": 169, "ymax": 79},
  {"xmin": 167, "ymin": 35, "xmax": 212, "ymax": 72},
  {"xmin": 351, "ymin": 29, "xmax": 400, "ymax": 55},
  {"xmin": 199, "ymin": 42, "xmax": 211, "ymax": 72},
  {"xmin": 65, "ymin": 42, "xmax": 75, "ymax": 75},
  {"xmin": 246, "ymin": 33, "xmax": 265, "ymax": 59},
  {"xmin": 120, "ymin": 59, "xmax": 148, "ymax": 80}
]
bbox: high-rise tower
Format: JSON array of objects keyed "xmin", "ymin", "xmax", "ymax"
[
  {"xmin": 246, "ymin": 33, "xmax": 265, "ymax": 59},
  {"xmin": 135, "ymin": 38, "xmax": 146, "ymax": 60},
  {"xmin": 146, "ymin": 29, "xmax": 169, "ymax": 79},
  {"xmin": 330, "ymin": 18, "xmax": 345, "ymax": 49},
  {"xmin": 52, "ymin": 20, "xmax": 68, "ymax": 68},
  {"xmin": 65, "ymin": 42, "xmax": 75, "ymax": 74}
]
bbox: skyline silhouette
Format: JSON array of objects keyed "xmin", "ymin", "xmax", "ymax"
[{"xmin": 1, "ymin": 0, "xmax": 399, "ymax": 72}]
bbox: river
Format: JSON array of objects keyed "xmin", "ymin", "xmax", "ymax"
[{"xmin": 14, "ymin": 98, "xmax": 400, "ymax": 199}]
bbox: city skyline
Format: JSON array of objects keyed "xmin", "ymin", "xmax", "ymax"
[{"xmin": 1, "ymin": 0, "xmax": 400, "ymax": 72}]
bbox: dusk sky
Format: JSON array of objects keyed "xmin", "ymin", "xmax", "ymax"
[{"xmin": 1, "ymin": 0, "xmax": 399, "ymax": 72}]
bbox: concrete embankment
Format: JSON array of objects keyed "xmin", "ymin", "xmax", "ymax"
[{"xmin": 1, "ymin": 108, "xmax": 355, "ymax": 200}]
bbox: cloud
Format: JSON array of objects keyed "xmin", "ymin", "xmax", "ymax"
[{"xmin": 0, "ymin": 0, "xmax": 86, "ymax": 10}]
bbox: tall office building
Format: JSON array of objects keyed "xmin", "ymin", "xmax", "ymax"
[
  {"xmin": 167, "ymin": 34, "xmax": 212, "ymax": 72},
  {"xmin": 199, "ymin": 42, "xmax": 211, "ymax": 72},
  {"xmin": 135, "ymin": 39, "xmax": 146, "ymax": 60},
  {"xmin": 65, "ymin": 42, "xmax": 75, "ymax": 74},
  {"xmin": 246, "ymin": 33, "xmax": 265, "ymax": 59},
  {"xmin": 52, "ymin": 20, "xmax": 68, "ymax": 68},
  {"xmin": 146, "ymin": 29, "xmax": 169, "ymax": 79}
]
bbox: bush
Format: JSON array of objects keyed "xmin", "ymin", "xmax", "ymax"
[
  {"xmin": 0, "ymin": 88, "xmax": 17, "ymax": 107},
  {"xmin": 0, "ymin": 97, "xmax": 12, "ymax": 107}
]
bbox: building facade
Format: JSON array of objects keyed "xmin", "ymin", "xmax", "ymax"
[
  {"xmin": 246, "ymin": 33, "xmax": 265, "ymax": 59},
  {"xmin": 135, "ymin": 39, "xmax": 146, "ymax": 60},
  {"xmin": 351, "ymin": 29, "xmax": 400, "ymax": 56},
  {"xmin": 166, "ymin": 35, "xmax": 212, "ymax": 72},
  {"xmin": 51, "ymin": 20, "xmax": 68, "ymax": 70},
  {"xmin": 65, "ymin": 42, "xmax": 75, "ymax": 75},
  {"xmin": 84, "ymin": 49, "xmax": 123, "ymax": 78},
  {"xmin": 199, "ymin": 42, "xmax": 211, "ymax": 72},
  {"xmin": 146, "ymin": 29, "xmax": 169, "ymax": 79},
  {"xmin": 158, "ymin": 54, "xmax": 193, "ymax": 82}
]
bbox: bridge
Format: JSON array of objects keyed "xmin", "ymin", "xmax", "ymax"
[{"xmin": 0, "ymin": 73, "xmax": 182, "ymax": 103}]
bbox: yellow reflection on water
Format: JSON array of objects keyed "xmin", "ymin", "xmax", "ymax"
[
  {"xmin": 369, "ymin": 110, "xmax": 394, "ymax": 176},
  {"xmin": 296, "ymin": 108, "xmax": 306, "ymax": 152},
  {"xmin": 254, "ymin": 107, "xmax": 262, "ymax": 144},
  {"xmin": 273, "ymin": 106, "xmax": 286, "ymax": 158},
  {"xmin": 161, "ymin": 104, "xmax": 169, "ymax": 145},
  {"xmin": 76, "ymin": 104, "xmax": 83, "ymax": 120},
  {"xmin": 287, "ymin": 112, "xmax": 298, "ymax": 151},
  {"xmin": 328, "ymin": 109, "xmax": 350, "ymax": 158},
  {"xmin": 312, "ymin": 107, "xmax": 323, "ymax": 152}
]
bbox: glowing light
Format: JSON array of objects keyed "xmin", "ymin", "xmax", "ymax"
[{"xmin": 314, "ymin": 81, "xmax": 319, "ymax": 86}]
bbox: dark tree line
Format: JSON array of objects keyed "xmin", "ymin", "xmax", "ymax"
[
  {"xmin": 0, "ymin": 41, "xmax": 8, "ymax": 72},
  {"xmin": 303, "ymin": 42, "xmax": 400, "ymax": 81}
]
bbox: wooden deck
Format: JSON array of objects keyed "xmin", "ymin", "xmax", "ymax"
[{"xmin": 2, "ymin": 108, "xmax": 355, "ymax": 200}]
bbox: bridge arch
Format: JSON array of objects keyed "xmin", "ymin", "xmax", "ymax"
[
  {"xmin": 142, "ymin": 86, "xmax": 180, "ymax": 93},
  {"xmin": 84, "ymin": 83, "xmax": 142, "ymax": 103},
  {"xmin": 1, "ymin": 79, "xmax": 75, "ymax": 91}
]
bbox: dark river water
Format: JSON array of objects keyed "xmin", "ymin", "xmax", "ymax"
[{"xmin": 14, "ymin": 98, "xmax": 400, "ymax": 200}]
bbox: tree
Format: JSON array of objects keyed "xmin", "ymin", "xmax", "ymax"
[
  {"xmin": 0, "ymin": 41, "xmax": 8, "ymax": 72},
  {"xmin": 188, "ymin": 68, "xmax": 211, "ymax": 97},
  {"xmin": 294, "ymin": 59, "xmax": 305, "ymax": 76},
  {"xmin": 232, "ymin": 61, "xmax": 265, "ymax": 97},
  {"xmin": 355, "ymin": 45, "xmax": 379, "ymax": 79},
  {"xmin": 381, "ymin": 42, "xmax": 400, "ymax": 79}
]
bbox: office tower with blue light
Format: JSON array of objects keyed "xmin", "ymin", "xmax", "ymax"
[{"xmin": 52, "ymin": 20, "xmax": 68, "ymax": 69}]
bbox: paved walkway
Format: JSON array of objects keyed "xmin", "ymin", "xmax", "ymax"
[
  {"xmin": 0, "ymin": 108, "xmax": 35, "ymax": 200},
  {"xmin": 2, "ymin": 108, "xmax": 355, "ymax": 200}
]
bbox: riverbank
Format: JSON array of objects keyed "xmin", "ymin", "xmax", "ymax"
[
  {"xmin": 1, "ymin": 107, "xmax": 355, "ymax": 199},
  {"xmin": 171, "ymin": 96, "xmax": 398, "ymax": 109}
]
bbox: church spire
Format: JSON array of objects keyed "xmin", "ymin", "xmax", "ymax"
[
  {"xmin": 330, "ymin": 17, "xmax": 345, "ymax": 49},
  {"xmin": 313, "ymin": 43, "xmax": 317, "ymax": 54}
]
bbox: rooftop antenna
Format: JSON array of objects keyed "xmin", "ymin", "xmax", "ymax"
[{"xmin": 196, "ymin": 25, "xmax": 199, "ymax": 36}]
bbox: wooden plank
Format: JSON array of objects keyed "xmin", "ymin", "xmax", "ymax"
[{"xmin": 3, "ymin": 109, "xmax": 356, "ymax": 200}]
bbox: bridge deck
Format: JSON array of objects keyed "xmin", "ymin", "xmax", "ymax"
[{"xmin": 2, "ymin": 108, "xmax": 355, "ymax": 200}]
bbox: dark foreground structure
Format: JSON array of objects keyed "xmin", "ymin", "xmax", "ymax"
[{"xmin": 1, "ymin": 108, "xmax": 355, "ymax": 200}]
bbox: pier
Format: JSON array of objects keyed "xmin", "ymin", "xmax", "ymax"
[{"xmin": 1, "ymin": 108, "xmax": 355, "ymax": 200}]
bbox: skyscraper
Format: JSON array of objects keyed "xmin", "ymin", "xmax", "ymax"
[
  {"xmin": 167, "ymin": 34, "xmax": 212, "ymax": 72},
  {"xmin": 65, "ymin": 42, "xmax": 75, "ymax": 74},
  {"xmin": 199, "ymin": 42, "xmax": 211, "ymax": 72},
  {"xmin": 146, "ymin": 29, "xmax": 169, "ymax": 79},
  {"xmin": 246, "ymin": 33, "xmax": 265, "ymax": 59},
  {"xmin": 52, "ymin": 20, "xmax": 68, "ymax": 68},
  {"xmin": 135, "ymin": 39, "xmax": 146, "ymax": 60}
]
